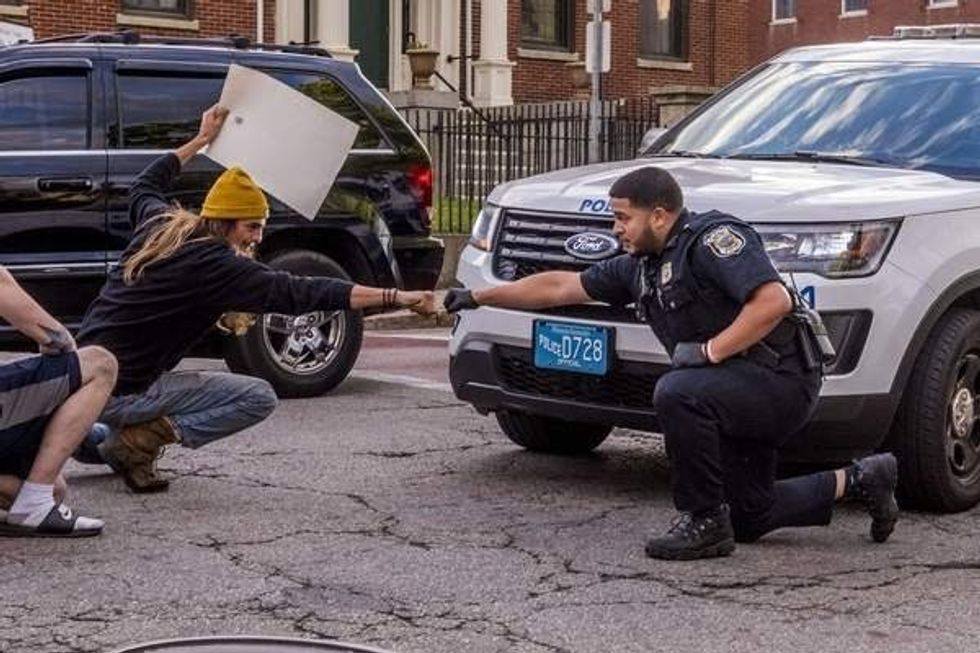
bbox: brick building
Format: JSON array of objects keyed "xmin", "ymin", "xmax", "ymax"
[
  {"xmin": 0, "ymin": 1, "xmax": 747, "ymax": 109},
  {"xmin": 0, "ymin": 1, "xmax": 452, "ymax": 99},
  {"xmin": 749, "ymin": 0, "xmax": 980, "ymax": 64},
  {"xmin": 6, "ymin": 1, "xmax": 972, "ymax": 110},
  {"xmin": 0, "ymin": 0, "xmax": 275, "ymax": 43},
  {"xmin": 484, "ymin": 1, "xmax": 747, "ymax": 105}
]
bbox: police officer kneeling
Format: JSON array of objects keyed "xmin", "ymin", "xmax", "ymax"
[{"xmin": 444, "ymin": 167, "xmax": 899, "ymax": 561}]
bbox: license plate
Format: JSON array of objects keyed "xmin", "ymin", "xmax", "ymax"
[{"xmin": 533, "ymin": 320, "xmax": 612, "ymax": 376}]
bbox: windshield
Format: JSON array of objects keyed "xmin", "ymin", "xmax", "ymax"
[{"xmin": 649, "ymin": 61, "xmax": 980, "ymax": 179}]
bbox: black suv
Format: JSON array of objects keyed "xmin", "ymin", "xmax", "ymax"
[{"xmin": 0, "ymin": 32, "xmax": 443, "ymax": 397}]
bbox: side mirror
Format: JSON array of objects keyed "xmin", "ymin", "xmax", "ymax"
[{"xmin": 637, "ymin": 127, "xmax": 667, "ymax": 155}]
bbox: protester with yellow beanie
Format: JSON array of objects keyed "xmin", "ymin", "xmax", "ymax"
[
  {"xmin": 71, "ymin": 104, "xmax": 435, "ymax": 493},
  {"xmin": 200, "ymin": 166, "xmax": 269, "ymax": 220}
]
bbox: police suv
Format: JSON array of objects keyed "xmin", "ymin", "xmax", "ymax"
[{"xmin": 449, "ymin": 25, "xmax": 980, "ymax": 512}]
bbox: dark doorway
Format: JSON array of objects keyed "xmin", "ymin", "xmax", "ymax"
[{"xmin": 349, "ymin": 0, "xmax": 390, "ymax": 89}]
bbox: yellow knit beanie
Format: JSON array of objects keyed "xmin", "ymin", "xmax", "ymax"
[{"xmin": 200, "ymin": 166, "xmax": 269, "ymax": 220}]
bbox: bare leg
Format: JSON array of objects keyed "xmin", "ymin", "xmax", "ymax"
[
  {"xmin": 4, "ymin": 348, "xmax": 116, "ymax": 533},
  {"xmin": 25, "ymin": 347, "xmax": 117, "ymax": 484},
  {"xmin": 0, "ymin": 475, "xmax": 18, "ymax": 510}
]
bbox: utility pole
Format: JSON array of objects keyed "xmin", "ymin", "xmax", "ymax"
[
  {"xmin": 587, "ymin": 0, "xmax": 608, "ymax": 164},
  {"xmin": 256, "ymin": 0, "xmax": 264, "ymax": 43}
]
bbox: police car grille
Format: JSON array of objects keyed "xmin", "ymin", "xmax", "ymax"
[
  {"xmin": 538, "ymin": 304, "xmax": 641, "ymax": 324},
  {"xmin": 492, "ymin": 209, "xmax": 615, "ymax": 281},
  {"xmin": 496, "ymin": 345, "xmax": 663, "ymax": 409}
]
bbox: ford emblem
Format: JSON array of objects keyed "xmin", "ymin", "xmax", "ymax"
[{"xmin": 563, "ymin": 232, "xmax": 620, "ymax": 261}]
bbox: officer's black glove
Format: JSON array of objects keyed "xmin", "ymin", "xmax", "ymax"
[
  {"xmin": 443, "ymin": 288, "xmax": 480, "ymax": 313},
  {"xmin": 671, "ymin": 342, "xmax": 709, "ymax": 368}
]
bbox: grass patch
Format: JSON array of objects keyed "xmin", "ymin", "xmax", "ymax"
[{"xmin": 432, "ymin": 196, "xmax": 481, "ymax": 234}]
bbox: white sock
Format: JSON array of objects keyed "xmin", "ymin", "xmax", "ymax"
[{"xmin": 8, "ymin": 481, "xmax": 55, "ymax": 526}]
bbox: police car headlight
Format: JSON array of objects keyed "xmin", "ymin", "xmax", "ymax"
[
  {"xmin": 756, "ymin": 220, "xmax": 900, "ymax": 278},
  {"xmin": 469, "ymin": 205, "xmax": 501, "ymax": 251}
]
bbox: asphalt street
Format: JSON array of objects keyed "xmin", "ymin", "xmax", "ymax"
[{"xmin": 1, "ymin": 332, "xmax": 979, "ymax": 653}]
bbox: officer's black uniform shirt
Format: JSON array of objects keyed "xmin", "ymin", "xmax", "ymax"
[{"xmin": 580, "ymin": 209, "xmax": 782, "ymax": 355}]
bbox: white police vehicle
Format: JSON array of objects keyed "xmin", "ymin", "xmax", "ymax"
[{"xmin": 449, "ymin": 25, "xmax": 980, "ymax": 512}]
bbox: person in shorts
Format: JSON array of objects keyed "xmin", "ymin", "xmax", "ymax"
[{"xmin": 0, "ymin": 266, "xmax": 117, "ymax": 537}]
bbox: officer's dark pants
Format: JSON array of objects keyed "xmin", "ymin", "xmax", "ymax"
[{"xmin": 653, "ymin": 356, "xmax": 836, "ymax": 543}]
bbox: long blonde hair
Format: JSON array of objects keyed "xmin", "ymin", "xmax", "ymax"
[{"xmin": 123, "ymin": 207, "xmax": 234, "ymax": 285}]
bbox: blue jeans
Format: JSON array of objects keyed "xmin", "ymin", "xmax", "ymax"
[{"xmin": 74, "ymin": 371, "xmax": 277, "ymax": 462}]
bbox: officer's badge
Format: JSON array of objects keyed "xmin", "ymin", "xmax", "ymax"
[
  {"xmin": 660, "ymin": 261, "xmax": 672, "ymax": 285},
  {"xmin": 703, "ymin": 225, "xmax": 745, "ymax": 258}
]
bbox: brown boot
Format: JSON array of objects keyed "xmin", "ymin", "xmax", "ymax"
[{"xmin": 98, "ymin": 417, "xmax": 179, "ymax": 494}]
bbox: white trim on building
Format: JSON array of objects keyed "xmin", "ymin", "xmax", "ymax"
[
  {"xmin": 473, "ymin": 0, "xmax": 514, "ymax": 106},
  {"xmin": 0, "ymin": 19, "xmax": 33, "ymax": 45},
  {"xmin": 274, "ymin": 0, "xmax": 512, "ymax": 105}
]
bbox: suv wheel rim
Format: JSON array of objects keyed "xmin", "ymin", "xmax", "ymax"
[
  {"xmin": 261, "ymin": 310, "xmax": 346, "ymax": 376},
  {"xmin": 946, "ymin": 353, "xmax": 980, "ymax": 485}
]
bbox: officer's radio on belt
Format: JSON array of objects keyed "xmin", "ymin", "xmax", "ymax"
[{"xmin": 786, "ymin": 284, "xmax": 836, "ymax": 371}]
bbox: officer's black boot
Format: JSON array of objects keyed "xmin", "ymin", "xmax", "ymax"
[
  {"xmin": 846, "ymin": 453, "xmax": 899, "ymax": 543},
  {"xmin": 644, "ymin": 505, "xmax": 736, "ymax": 561}
]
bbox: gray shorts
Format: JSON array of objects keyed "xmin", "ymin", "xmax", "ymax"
[{"xmin": 0, "ymin": 353, "xmax": 81, "ymax": 478}]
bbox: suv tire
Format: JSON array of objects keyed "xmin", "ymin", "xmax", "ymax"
[
  {"xmin": 224, "ymin": 250, "xmax": 363, "ymax": 398},
  {"xmin": 893, "ymin": 307, "xmax": 980, "ymax": 511},
  {"xmin": 496, "ymin": 410, "xmax": 612, "ymax": 454}
]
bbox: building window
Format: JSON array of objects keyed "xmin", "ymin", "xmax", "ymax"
[
  {"xmin": 772, "ymin": 0, "xmax": 796, "ymax": 21},
  {"xmin": 928, "ymin": 0, "xmax": 958, "ymax": 7},
  {"xmin": 120, "ymin": 1, "xmax": 192, "ymax": 18},
  {"xmin": 520, "ymin": 0, "xmax": 574, "ymax": 51},
  {"xmin": 640, "ymin": 0, "xmax": 687, "ymax": 60},
  {"xmin": 841, "ymin": 0, "xmax": 868, "ymax": 15}
]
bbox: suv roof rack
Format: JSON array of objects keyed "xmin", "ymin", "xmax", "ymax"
[
  {"xmin": 869, "ymin": 23, "xmax": 980, "ymax": 40},
  {"xmin": 26, "ymin": 30, "xmax": 333, "ymax": 57}
]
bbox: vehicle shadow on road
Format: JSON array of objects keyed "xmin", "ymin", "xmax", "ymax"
[{"xmin": 455, "ymin": 436, "xmax": 674, "ymax": 505}]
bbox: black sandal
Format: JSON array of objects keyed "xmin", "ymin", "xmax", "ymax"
[{"xmin": 0, "ymin": 504, "xmax": 104, "ymax": 538}]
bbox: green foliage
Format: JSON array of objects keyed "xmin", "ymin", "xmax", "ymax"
[{"xmin": 431, "ymin": 196, "xmax": 481, "ymax": 234}]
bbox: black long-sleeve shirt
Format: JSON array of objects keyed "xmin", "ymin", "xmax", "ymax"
[{"xmin": 77, "ymin": 154, "xmax": 353, "ymax": 396}]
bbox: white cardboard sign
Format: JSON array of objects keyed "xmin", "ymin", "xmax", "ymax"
[{"xmin": 206, "ymin": 64, "xmax": 359, "ymax": 220}]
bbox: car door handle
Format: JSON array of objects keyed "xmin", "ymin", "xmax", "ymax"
[{"xmin": 37, "ymin": 177, "xmax": 95, "ymax": 193}]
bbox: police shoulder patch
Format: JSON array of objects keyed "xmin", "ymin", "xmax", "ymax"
[{"xmin": 702, "ymin": 225, "xmax": 745, "ymax": 258}]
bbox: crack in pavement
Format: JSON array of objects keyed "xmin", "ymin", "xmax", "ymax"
[
  {"xmin": 167, "ymin": 466, "xmax": 334, "ymax": 495},
  {"xmin": 530, "ymin": 558, "xmax": 980, "ymax": 620},
  {"xmin": 162, "ymin": 517, "xmax": 583, "ymax": 652},
  {"xmin": 355, "ymin": 441, "xmax": 497, "ymax": 459},
  {"xmin": 893, "ymin": 613, "xmax": 980, "ymax": 642},
  {"xmin": 8, "ymin": 527, "xmax": 980, "ymax": 653},
  {"xmin": 126, "ymin": 500, "xmax": 980, "ymax": 632},
  {"xmin": 361, "ymin": 401, "xmax": 467, "ymax": 413},
  {"xmin": 291, "ymin": 601, "xmax": 575, "ymax": 653}
]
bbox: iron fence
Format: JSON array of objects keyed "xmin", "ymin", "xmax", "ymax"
[{"xmin": 401, "ymin": 96, "xmax": 660, "ymax": 233}]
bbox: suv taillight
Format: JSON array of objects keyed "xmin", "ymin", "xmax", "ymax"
[{"xmin": 407, "ymin": 164, "xmax": 433, "ymax": 210}]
